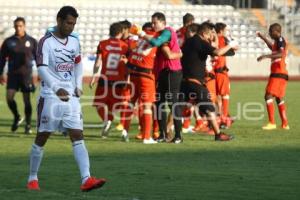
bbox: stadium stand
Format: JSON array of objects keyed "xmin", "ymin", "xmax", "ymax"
[{"xmin": 0, "ymin": 0, "xmax": 299, "ymax": 77}]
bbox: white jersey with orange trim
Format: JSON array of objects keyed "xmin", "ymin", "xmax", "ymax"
[{"xmin": 36, "ymin": 32, "xmax": 82, "ymax": 97}]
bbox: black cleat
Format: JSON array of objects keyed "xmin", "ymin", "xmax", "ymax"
[
  {"xmin": 156, "ymin": 135, "xmax": 166, "ymax": 143},
  {"xmin": 11, "ymin": 115, "xmax": 24, "ymax": 132},
  {"xmin": 169, "ymin": 137, "xmax": 183, "ymax": 144},
  {"xmin": 25, "ymin": 124, "xmax": 32, "ymax": 134}
]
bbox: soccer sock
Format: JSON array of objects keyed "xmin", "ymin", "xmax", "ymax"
[
  {"xmin": 96, "ymin": 106, "xmax": 107, "ymax": 121},
  {"xmin": 142, "ymin": 109, "xmax": 152, "ymax": 140},
  {"xmin": 153, "ymin": 118, "xmax": 159, "ymax": 133},
  {"xmin": 278, "ymin": 101, "xmax": 288, "ymax": 126},
  {"xmin": 28, "ymin": 144, "xmax": 44, "ymax": 182},
  {"xmin": 72, "ymin": 140, "xmax": 91, "ymax": 184},
  {"xmin": 266, "ymin": 99, "xmax": 275, "ymax": 124},
  {"xmin": 182, "ymin": 108, "xmax": 191, "ymax": 128},
  {"xmin": 222, "ymin": 96, "xmax": 229, "ymax": 119},
  {"xmin": 7, "ymin": 100, "xmax": 19, "ymax": 118},
  {"xmin": 196, "ymin": 118, "xmax": 203, "ymax": 127},
  {"xmin": 25, "ymin": 102, "xmax": 32, "ymax": 125}
]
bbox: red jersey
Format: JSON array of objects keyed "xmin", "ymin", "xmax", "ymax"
[
  {"xmin": 128, "ymin": 31, "xmax": 158, "ymax": 69},
  {"xmin": 213, "ymin": 35, "xmax": 226, "ymax": 70},
  {"xmin": 97, "ymin": 38, "xmax": 128, "ymax": 81},
  {"xmin": 271, "ymin": 36, "xmax": 288, "ymax": 75},
  {"xmin": 176, "ymin": 26, "xmax": 187, "ymax": 48}
]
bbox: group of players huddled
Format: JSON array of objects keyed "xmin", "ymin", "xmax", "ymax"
[{"xmin": 88, "ymin": 11, "xmax": 290, "ymax": 145}]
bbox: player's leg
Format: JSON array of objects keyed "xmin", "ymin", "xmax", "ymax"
[
  {"xmin": 6, "ymin": 89, "xmax": 23, "ymax": 132},
  {"xmin": 168, "ymin": 71, "xmax": 183, "ymax": 143},
  {"xmin": 276, "ymin": 97, "xmax": 289, "ymax": 129},
  {"xmin": 69, "ymin": 129, "xmax": 106, "ymax": 191},
  {"xmin": 22, "ymin": 92, "xmax": 32, "ymax": 134},
  {"xmin": 193, "ymin": 83, "xmax": 233, "ymax": 141},
  {"xmin": 262, "ymin": 92, "xmax": 277, "ymax": 130},
  {"xmin": 27, "ymin": 97, "xmax": 53, "ymax": 190}
]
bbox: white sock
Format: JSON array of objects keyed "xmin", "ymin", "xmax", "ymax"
[
  {"xmin": 72, "ymin": 140, "xmax": 91, "ymax": 184},
  {"xmin": 28, "ymin": 144, "xmax": 44, "ymax": 182}
]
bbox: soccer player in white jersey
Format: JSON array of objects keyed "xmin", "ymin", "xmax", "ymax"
[{"xmin": 27, "ymin": 6, "xmax": 106, "ymax": 192}]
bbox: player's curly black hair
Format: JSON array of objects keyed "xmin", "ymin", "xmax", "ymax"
[{"xmin": 57, "ymin": 6, "xmax": 79, "ymax": 20}]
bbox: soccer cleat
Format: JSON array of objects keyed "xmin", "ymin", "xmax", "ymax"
[
  {"xmin": 156, "ymin": 135, "xmax": 166, "ymax": 143},
  {"xmin": 182, "ymin": 126, "xmax": 195, "ymax": 134},
  {"xmin": 25, "ymin": 124, "xmax": 32, "ymax": 134},
  {"xmin": 80, "ymin": 177, "xmax": 106, "ymax": 192},
  {"xmin": 135, "ymin": 133, "xmax": 143, "ymax": 140},
  {"xmin": 215, "ymin": 132, "xmax": 233, "ymax": 141},
  {"xmin": 143, "ymin": 137, "xmax": 158, "ymax": 144},
  {"xmin": 11, "ymin": 115, "xmax": 24, "ymax": 132},
  {"xmin": 101, "ymin": 120, "xmax": 112, "ymax": 138},
  {"xmin": 262, "ymin": 123, "xmax": 277, "ymax": 130},
  {"xmin": 121, "ymin": 130, "xmax": 129, "ymax": 142},
  {"xmin": 115, "ymin": 123, "xmax": 124, "ymax": 131},
  {"xmin": 27, "ymin": 180, "xmax": 40, "ymax": 191},
  {"xmin": 170, "ymin": 137, "xmax": 183, "ymax": 144},
  {"xmin": 282, "ymin": 124, "xmax": 290, "ymax": 130}
]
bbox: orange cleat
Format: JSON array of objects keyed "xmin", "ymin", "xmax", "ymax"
[
  {"xmin": 81, "ymin": 177, "xmax": 106, "ymax": 192},
  {"xmin": 27, "ymin": 180, "xmax": 40, "ymax": 191}
]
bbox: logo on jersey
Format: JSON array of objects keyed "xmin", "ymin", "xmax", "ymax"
[
  {"xmin": 106, "ymin": 45, "xmax": 122, "ymax": 51},
  {"xmin": 25, "ymin": 40, "xmax": 31, "ymax": 47},
  {"xmin": 55, "ymin": 62, "xmax": 74, "ymax": 72}
]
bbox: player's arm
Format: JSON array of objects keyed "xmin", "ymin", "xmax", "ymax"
[
  {"xmin": 257, "ymin": 37, "xmax": 285, "ymax": 62},
  {"xmin": 90, "ymin": 42, "xmax": 102, "ymax": 89},
  {"xmin": 161, "ymin": 44, "xmax": 182, "ymax": 59},
  {"xmin": 213, "ymin": 43, "xmax": 238, "ymax": 56},
  {"xmin": 147, "ymin": 29, "xmax": 171, "ymax": 47},
  {"xmin": 37, "ymin": 40, "xmax": 69, "ymax": 101},
  {"xmin": 256, "ymin": 31, "xmax": 273, "ymax": 50},
  {"xmin": 74, "ymin": 52, "xmax": 83, "ymax": 97},
  {"xmin": 0, "ymin": 40, "xmax": 8, "ymax": 85}
]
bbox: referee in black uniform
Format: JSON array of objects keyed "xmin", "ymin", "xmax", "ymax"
[
  {"xmin": 0, "ymin": 17, "xmax": 37, "ymax": 133},
  {"xmin": 181, "ymin": 22, "xmax": 237, "ymax": 141}
]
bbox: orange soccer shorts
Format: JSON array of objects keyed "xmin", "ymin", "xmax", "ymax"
[
  {"xmin": 93, "ymin": 85, "xmax": 129, "ymax": 110},
  {"xmin": 266, "ymin": 77, "xmax": 287, "ymax": 98},
  {"xmin": 215, "ymin": 72, "xmax": 230, "ymax": 96},
  {"xmin": 130, "ymin": 74, "xmax": 156, "ymax": 103}
]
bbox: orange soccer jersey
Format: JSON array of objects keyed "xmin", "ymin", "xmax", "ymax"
[
  {"xmin": 127, "ymin": 32, "xmax": 158, "ymax": 103},
  {"xmin": 266, "ymin": 36, "xmax": 288, "ymax": 98},
  {"xmin": 97, "ymin": 38, "xmax": 128, "ymax": 81},
  {"xmin": 214, "ymin": 35, "xmax": 230, "ymax": 96},
  {"xmin": 94, "ymin": 38, "xmax": 129, "ymax": 110}
]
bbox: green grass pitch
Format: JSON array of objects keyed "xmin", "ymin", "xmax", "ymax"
[{"xmin": 0, "ymin": 81, "xmax": 299, "ymax": 200}]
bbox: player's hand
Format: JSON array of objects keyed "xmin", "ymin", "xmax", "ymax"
[
  {"xmin": 75, "ymin": 87, "xmax": 83, "ymax": 97},
  {"xmin": 256, "ymin": 31, "xmax": 263, "ymax": 38},
  {"xmin": 257, "ymin": 55, "xmax": 266, "ymax": 62},
  {"xmin": 129, "ymin": 24, "xmax": 145, "ymax": 37},
  {"xmin": 89, "ymin": 76, "xmax": 96, "ymax": 89},
  {"xmin": 0, "ymin": 75, "xmax": 5, "ymax": 85},
  {"xmin": 56, "ymin": 88, "xmax": 70, "ymax": 102}
]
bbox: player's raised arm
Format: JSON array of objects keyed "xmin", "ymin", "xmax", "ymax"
[{"xmin": 256, "ymin": 31, "xmax": 273, "ymax": 50}]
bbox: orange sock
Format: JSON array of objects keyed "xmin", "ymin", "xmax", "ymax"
[
  {"xmin": 266, "ymin": 99, "xmax": 275, "ymax": 124},
  {"xmin": 196, "ymin": 119, "xmax": 203, "ymax": 127},
  {"xmin": 153, "ymin": 118, "xmax": 159, "ymax": 132},
  {"xmin": 222, "ymin": 96, "xmax": 229, "ymax": 119},
  {"xmin": 278, "ymin": 101, "xmax": 288, "ymax": 126},
  {"xmin": 143, "ymin": 113, "xmax": 152, "ymax": 139},
  {"xmin": 97, "ymin": 106, "xmax": 113, "ymax": 121},
  {"xmin": 182, "ymin": 107, "xmax": 192, "ymax": 128}
]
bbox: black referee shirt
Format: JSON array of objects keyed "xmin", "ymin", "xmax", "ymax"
[
  {"xmin": 0, "ymin": 33, "xmax": 37, "ymax": 75},
  {"xmin": 181, "ymin": 34, "xmax": 216, "ymax": 83}
]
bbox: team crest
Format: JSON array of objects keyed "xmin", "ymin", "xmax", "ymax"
[{"xmin": 25, "ymin": 40, "xmax": 31, "ymax": 47}]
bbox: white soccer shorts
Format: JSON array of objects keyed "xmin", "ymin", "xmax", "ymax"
[{"xmin": 36, "ymin": 95, "xmax": 83, "ymax": 133}]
